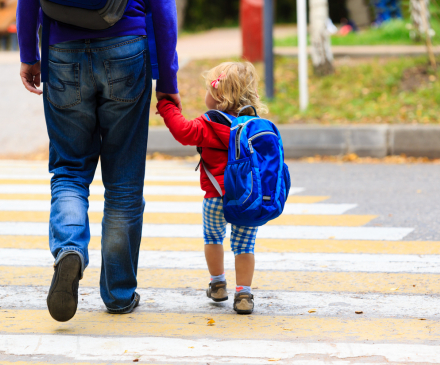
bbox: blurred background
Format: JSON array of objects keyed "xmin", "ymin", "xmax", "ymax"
[{"xmin": 0, "ymin": 0, "xmax": 439, "ymax": 157}]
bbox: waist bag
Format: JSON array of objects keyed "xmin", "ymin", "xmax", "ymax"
[
  {"xmin": 201, "ymin": 106, "xmax": 291, "ymax": 227},
  {"xmin": 40, "ymin": 0, "xmax": 159, "ymax": 82}
]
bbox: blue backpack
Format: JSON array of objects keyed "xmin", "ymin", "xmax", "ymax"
[
  {"xmin": 202, "ymin": 106, "xmax": 291, "ymax": 227},
  {"xmin": 39, "ymin": 0, "xmax": 158, "ymax": 82}
]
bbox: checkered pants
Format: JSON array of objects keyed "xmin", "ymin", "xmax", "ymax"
[{"xmin": 203, "ymin": 197, "xmax": 258, "ymax": 255}]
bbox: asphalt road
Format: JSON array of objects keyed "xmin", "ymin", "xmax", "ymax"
[{"xmin": 286, "ymin": 162, "xmax": 440, "ymax": 240}]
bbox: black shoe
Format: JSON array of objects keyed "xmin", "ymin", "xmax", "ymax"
[
  {"xmin": 107, "ymin": 292, "xmax": 141, "ymax": 314},
  {"xmin": 47, "ymin": 254, "xmax": 81, "ymax": 322},
  {"xmin": 206, "ymin": 281, "xmax": 228, "ymax": 302}
]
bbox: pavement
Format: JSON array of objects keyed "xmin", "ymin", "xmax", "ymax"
[{"xmin": 0, "ymin": 159, "xmax": 439, "ymax": 364}]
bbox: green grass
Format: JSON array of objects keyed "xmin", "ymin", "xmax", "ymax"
[
  {"xmin": 264, "ymin": 56, "xmax": 440, "ymax": 124},
  {"xmin": 275, "ymin": 19, "xmax": 440, "ymax": 47},
  {"xmin": 149, "ymin": 56, "xmax": 440, "ymax": 126}
]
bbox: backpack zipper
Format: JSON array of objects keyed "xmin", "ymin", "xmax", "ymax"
[
  {"xmin": 247, "ymin": 131, "xmax": 278, "ymax": 154},
  {"xmin": 233, "ymin": 118, "xmax": 264, "ymax": 159},
  {"xmin": 235, "ymin": 125, "xmax": 243, "ymax": 159}
]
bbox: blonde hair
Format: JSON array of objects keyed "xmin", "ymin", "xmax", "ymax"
[{"xmin": 203, "ymin": 62, "xmax": 268, "ymax": 116}]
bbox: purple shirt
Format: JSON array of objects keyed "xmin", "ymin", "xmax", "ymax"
[{"xmin": 16, "ymin": 0, "xmax": 179, "ymax": 94}]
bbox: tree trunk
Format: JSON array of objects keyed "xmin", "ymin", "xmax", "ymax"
[
  {"xmin": 410, "ymin": 0, "xmax": 430, "ymax": 36},
  {"xmin": 309, "ymin": 0, "xmax": 334, "ymax": 76}
]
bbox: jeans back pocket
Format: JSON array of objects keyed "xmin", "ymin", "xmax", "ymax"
[
  {"xmin": 47, "ymin": 61, "xmax": 81, "ymax": 109},
  {"xmin": 104, "ymin": 50, "xmax": 147, "ymax": 103}
]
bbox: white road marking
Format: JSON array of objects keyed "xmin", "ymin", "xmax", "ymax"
[
  {"xmin": 0, "ymin": 185, "xmax": 306, "ymax": 196},
  {"xmin": 0, "ymin": 200, "xmax": 350, "ymax": 215},
  {"xmin": 0, "ymin": 335, "xmax": 438, "ymax": 363},
  {"xmin": 0, "ymin": 249, "xmax": 437, "ymax": 273},
  {"xmin": 1, "ymin": 286, "xmax": 439, "ymax": 318},
  {"xmin": 0, "ymin": 222, "xmax": 413, "ymax": 240}
]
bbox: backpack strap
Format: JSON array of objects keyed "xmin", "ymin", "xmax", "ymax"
[
  {"xmin": 206, "ymin": 110, "xmax": 234, "ymax": 126},
  {"xmin": 202, "ymin": 161, "xmax": 223, "ymax": 197},
  {"xmin": 237, "ymin": 105, "xmax": 258, "ymax": 117},
  {"xmin": 144, "ymin": 0, "xmax": 159, "ymax": 80},
  {"xmin": 195, "ymin": 147, "xmax": 223, "ymax": 197}
]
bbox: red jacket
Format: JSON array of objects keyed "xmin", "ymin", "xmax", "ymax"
[{"xmin": 157, "ymin": 100, "xmax": 231, "ymax": 198}]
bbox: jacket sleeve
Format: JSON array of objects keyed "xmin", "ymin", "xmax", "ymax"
[
  {"xmin": 150, "ymin": 0, "xmax": 179, "ymax": 94},
  {"xmin": 16, "ymin": 0, "xmax": 41, "ymax": 64},
  {"xmin": 157, "ymin": 100, "xmax": 225, "ymax": 149}
]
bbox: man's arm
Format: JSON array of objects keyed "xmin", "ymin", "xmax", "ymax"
[
  {"xmin": 17, "ymin": 0, "xmax": 41, "ymax": 64},
  {"xmin": 150, "ymin": 0, "xmax": 181, "ymax": 109},
  {"xmin": 17, "ymin": 0, "xmax": 43, "ymax": 95}
]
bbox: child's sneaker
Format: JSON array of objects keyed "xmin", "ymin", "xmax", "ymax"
[
  {"xmin": 206, "ymin": 281, "xmax": 228, "ymax": 302},
  {"xmin": 233, "ymin": 292, "xmax": 254, "ymax": 314}
]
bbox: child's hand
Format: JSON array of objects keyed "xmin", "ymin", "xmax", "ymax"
[{"xmin": 156, "ymin": 91, "xmax": 183, "ymax": 112}]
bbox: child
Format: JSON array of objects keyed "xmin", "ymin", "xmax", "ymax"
[{"xmin": 157, "ymin": 62, "xmax": 268, "ymax": 314}]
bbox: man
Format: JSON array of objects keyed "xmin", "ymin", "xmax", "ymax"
[{"xmin": 17, "ymin": 0, "xmax": 181, "ymax": 321}]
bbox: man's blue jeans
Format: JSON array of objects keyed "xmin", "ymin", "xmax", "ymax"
[{"xmin": 43, "ymin": 36, "xmax": 151, "ymax": 312}]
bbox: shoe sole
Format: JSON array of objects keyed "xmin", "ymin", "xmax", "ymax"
[
  {"xmin": 47, "ymin": 255, "xmax": 81, "ymax": 322},
  {"xmin": 206, "ymin": 288, "xmax": 228, "ymax": 302},
  {"xmin": 234, "ymin": 299, "xmax": 254, "ymax": 314}
]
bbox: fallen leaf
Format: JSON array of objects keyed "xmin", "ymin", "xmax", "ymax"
[
  {"xmin": 207, "ymin": 319, "xmax": 215, "ymax": 326},
  {"xmin": 133, "ymin": 360, "xmax": 139, "ymax": 363},
  {"xmin": 308, "ymin": 309, "xmax": 316, "ymax": 313},
  {"xmin": 355, "ymin": 311, "xmax": 363, "ymax": 314},
  {"xmin": 283, "ymin": 328, "xmax": 293, "ymax": 331},
  {"xmin": 145, "ymin": 300, "xmax": 155, "ymax": 303},
  {"xmin": 328, "ymin": 236, "xmax": 335, "ymax": 239},
  {"xmin": 268, "ymin": 358, "xmax": 281, "ymax": 362},
  {"xmin": 390, "ymin": 288, "xmax": 399, "ymax": 291},
  {"xmin": 419, "ymin": 318, "xmax": 427, "ymax": 320},
  {"xmin": 189, "ymin": 346, "xmax": 194, "ymax": 348}
]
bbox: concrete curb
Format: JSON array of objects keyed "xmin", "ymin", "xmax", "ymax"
[{"xmin": 148, "ymin": 125, "xmax": 440, "ymax": 158}]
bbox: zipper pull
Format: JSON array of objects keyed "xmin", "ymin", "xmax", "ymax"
[{"xmin": 248, "ymin": 140, "xmax": 254, "ymax": 154}]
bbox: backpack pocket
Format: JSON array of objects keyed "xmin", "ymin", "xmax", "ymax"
[
  {"xmin": 224, "ymin": 157, "xmax": 255, "ymax": 205},
  {"xmin": 47, "ymin": 61, "xmax": 81, "ymax": 109},
  {"xmin": 104, "ymin": 50, "xmax": 147, "ymax": 103}
]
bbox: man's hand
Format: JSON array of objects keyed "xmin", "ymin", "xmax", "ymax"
[
  {"xmin": 20, "ymin": 62, "xmax": 43, "ymax": 96},
  {"xmin": 156, "ymin": 91, "xmax": 182, "ymax": 112}
]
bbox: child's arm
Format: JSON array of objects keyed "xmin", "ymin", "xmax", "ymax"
[{"xmin": 157, "ymin": 99, "xmax": 223, "ymax": 148}]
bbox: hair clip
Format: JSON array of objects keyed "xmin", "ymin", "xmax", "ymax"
[{"xmin": 211, "ymin": 72, "xmax": 227, "ymax": 89}]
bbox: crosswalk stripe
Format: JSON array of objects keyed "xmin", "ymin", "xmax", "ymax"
[
  {"xmin": 0, "ymin": 200, "xmax": 353, "ymax": 215},
  {"xmin": 0, "ymin": 185, "xmax": 305, "ymax": 196},
  {"xmin": 1, "ymin": 236, "xmax": 438, "ymax": 255},
  {"xmin": 3, "ymin": 286, "xmax": 438, "ymax": 317},
  {"xmin": 0, "ymin": 222, "xmax": 413, "ymax": 240},
  {"xmin": 0, "ymin": 267, "xmax": 435, "ymax": 293},
  {"xmin": 0, "ymin": 178, "xmax": 200, "ymax": 185},
  {"xmin": 0, "ymin": 185, "xmax": 205, "ymax": 196},
  {"xmin": 0, "ymin": 193, "xmax": 329, "ymax": 204},
  {"xmin": 0, "ymin": 212, "xmax": 377, "ymax": 227},
  {"xmin": 0, "ymin": 363, "xmax": 161, "ymax": 365},
  {"xmin": 0, "ymin": 310, "xmax": 438, "ymax": 341},
  {"xmin": 3, "ymin": 249, "xmax": 440, "ymax": 273},
  {"xmin": 0, "ymin": 335, "xmax": 437, "ymax": 364}
]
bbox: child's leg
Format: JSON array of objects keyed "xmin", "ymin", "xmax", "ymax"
[
  {"xmin": 235, "ymin": 253, "xmax": 255, "ymax": 286},
  {"xmin": 202, "ymin": 197, "xmax": 228, "ymax": 279},
  {"xmin": 231, "ymin": 225, "xmax": 258, "ymax": 313},
  {"xmin": 231, "ymin": 225, "xmax": 259, "ymax": 292}
]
